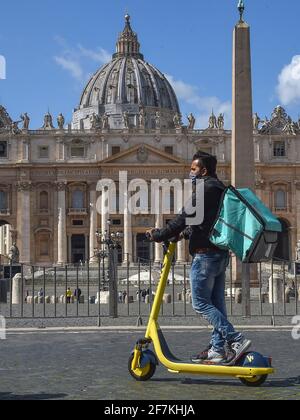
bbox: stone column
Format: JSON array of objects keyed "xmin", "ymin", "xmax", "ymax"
[
  {"xmin": 123, "ymin": 209, "xmax": 133, "ymax": 264},
  {"xmin": 56, "ymin": 182, "xmax": 67, "ymax": 265},
  {"xmin": 89, "ymin": 189, "xmax": 98, "ymax": 263},
  {"xmin": 17, "ymin": 182, "xmax": 31, "ymax": 264},
  {"xmin": 154, "ymin": 215, "xmax": 163, "ymax": 265},
  {"xmin": 0, "ymin": 226, "xmax": 4, "ymax": 255},
  {"xmin": 6, "ymin": 225, "xmax": 12, "ymax": 254}
]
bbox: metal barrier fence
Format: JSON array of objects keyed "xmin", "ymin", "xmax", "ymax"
[{"xmin": 0, "ymin": 257, "xmax": 299, "ymax": 324}]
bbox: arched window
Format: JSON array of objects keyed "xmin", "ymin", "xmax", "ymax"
[
  {"xmin": 0, "ymin": 191, "xmax": 7, "ymax": 210},
  {"xmin": 72, "ymin": 190, "xmax": 84, "ymax": 209},
  {"xmin": 275, "ymin": 190, "xmax": 287, "ymax": 210},
  {"xmin": 40, "ymin": 191, "xmax": 49, "ymax": 211}
]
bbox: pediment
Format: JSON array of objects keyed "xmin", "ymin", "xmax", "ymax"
[{"xmin": 102, "ymin": 144, "xmax": 186, "ymax": 165}]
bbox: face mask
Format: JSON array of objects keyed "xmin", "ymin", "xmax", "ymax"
[{"xmin": 189, "ymin": 172, "xmax": 200, "ymax": 183}]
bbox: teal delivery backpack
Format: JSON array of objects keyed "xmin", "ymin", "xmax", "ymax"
[{"xmin": 210, "ymin": 186, "xmax": 282, "ymax": 263}]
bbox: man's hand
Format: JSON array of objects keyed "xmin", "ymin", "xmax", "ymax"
[{"xmin": 145, "ymin": 228, "xmax": 157, "ymax": 241}]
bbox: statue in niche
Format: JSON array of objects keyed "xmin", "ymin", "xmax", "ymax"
[
  {"xmin": 155, "ymin": 111, "xmax": 161, "ymax": 129},
  {"xmin": 139, "ymin": 107, "xmax": 146, "ymax": 128},
  {"xmin": 123, "ymin": 111, "xmax": 130, "ymax": 129},
  {"xmin": 102, "ymin": 113, "xmax": 110, "ymax": 130}
]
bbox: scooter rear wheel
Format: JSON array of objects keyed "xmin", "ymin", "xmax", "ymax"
[
  {"xmin": 128, "ymin": 354, "xmax": 156, "ymax": 382},
  {"xmin": 239, "ymin": 375, "xmax": 268, "ymax": 387}
]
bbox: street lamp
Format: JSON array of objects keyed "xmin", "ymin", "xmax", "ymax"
[
  {"xmin": 94, "ymin": 221, "xmax": 123, "ymax": 318},
  {"xmin": 94, "ymin": 222, "xmax": 123, "ymax": 290}
]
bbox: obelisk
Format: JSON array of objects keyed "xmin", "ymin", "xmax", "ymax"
[
  {"xmin": 232, "ymin": 0, "xmax": 255, "ymax": 188},
  {"xmin": 231, "ymin": 1, "xmax": 255, "ymax": 316}
]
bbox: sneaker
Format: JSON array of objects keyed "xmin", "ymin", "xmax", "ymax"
[
  {"xmin": 191, "ymin": 344, "xmax": 212, "ymax": 363},
  {"xmin": 206, "ymin": 348, "xmax": 226, "ymax": 364},
  {"xmin": 225, "ymin": 338, "xmax": 252, "ymax": 366}
]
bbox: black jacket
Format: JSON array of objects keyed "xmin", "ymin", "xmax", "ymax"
[{"xmin": 152, "ymin": 176, "xmax": 226, "ymax": 255}]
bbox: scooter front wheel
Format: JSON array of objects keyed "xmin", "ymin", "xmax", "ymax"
[
  {"xmin": 128, "ymin": 354, "xmax": 156, "ymax": 382},
  {"xmin": 239, "ymin": 375, "xmax": 268, "ymax": 387}
]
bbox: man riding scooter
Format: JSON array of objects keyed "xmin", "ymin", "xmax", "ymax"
[{"xmin": 146, "ymin": 151, "xmax": 251, "ymax": 365}]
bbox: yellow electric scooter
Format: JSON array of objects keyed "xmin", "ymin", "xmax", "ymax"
[{"xmin": 128, "ymin": 240, "xmax": 274, "ymax": 387}]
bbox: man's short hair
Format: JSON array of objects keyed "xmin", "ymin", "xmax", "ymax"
[{"xmin": 193, "ymin": 151, "xmax": 218, "ymax": 176}]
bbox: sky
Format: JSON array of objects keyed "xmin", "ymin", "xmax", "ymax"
[{"xmin": 0, "ymin": 0, "xmax": 300, "ymax": 129}]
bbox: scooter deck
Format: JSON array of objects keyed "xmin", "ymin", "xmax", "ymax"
[{"xmin": 151, "ymin": 326, "xmax": 274, "ymax": 378}]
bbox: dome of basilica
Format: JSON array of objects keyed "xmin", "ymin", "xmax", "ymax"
[{"xmin": 72, "ymin": 15, "xmax": 180, "ymax": 130}]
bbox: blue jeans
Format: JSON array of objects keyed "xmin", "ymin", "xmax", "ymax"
[{"xmin": 190, "ymin": 251, "xmax": 242, "ymax": 352}]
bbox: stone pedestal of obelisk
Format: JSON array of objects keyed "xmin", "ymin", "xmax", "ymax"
[{"xmin": 231, "ymin": 10, "xmax": 257, "ymax": 316}]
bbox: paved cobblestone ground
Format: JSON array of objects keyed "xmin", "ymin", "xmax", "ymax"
[{"xmin": 0, "ymin": 328, "xmax": 299, "ymax": 400}]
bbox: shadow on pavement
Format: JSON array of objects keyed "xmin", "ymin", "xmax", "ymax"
[
  {"xmin": 0, "ymin": 392, "xmax": 68, "ymax": 401},
  {"xmin": 151, "ymin": 376, "xmax": 300, "ymax": 388}
]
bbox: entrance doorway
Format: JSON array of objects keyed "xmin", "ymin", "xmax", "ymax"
[
  {"xmin": 136, "ymin": 233, "xmax": 152, "ymax": 262},
  {"xmin": 71, "ymin": 234, "xmax": 86, "ymax": 264},
  {"xmin": 273, "ymin": 219, "xmax": 291, "ymax": 262}
]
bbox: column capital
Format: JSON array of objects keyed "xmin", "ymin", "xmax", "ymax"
[
  {"xmin": 55, "ymin": 181, "xmax": 68, "ymax": 191},
  {"xmin": 16, "ymin": 181, "xmax": 32, "ymax": 192}
]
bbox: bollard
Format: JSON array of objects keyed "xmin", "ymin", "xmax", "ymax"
[
  {"xmin": 12, "ymin": 273, "xmax": 22, "ymax": 304},
  {"xmin": 45, "ymin": 296, "xmax": 51, "ymax": 304},
  {"xmin": 50, "ymin": 296, "xmax": 58, "ymax": 304},
  {"xmin": 163, "ymin": 294, "xmax": 172, "ymax": 304},
  {"xmin": 38, "ymin": 297, "xmax": 44, "ymax": 304},
  {"xmin": 34, "ymin": 296, "xmax": 39, "ymax": 304},
  {"xmin": 235, "ymin": 288, "xmax": 242, "ymax": 304},
  {"xmin": 269, "ymin": 274, "xmax": 284, "ymax": 303},
  {"xmin": 144, "ymin": 295, "xmax": 150, "ymax": 304},
  {"xmin": 0, "ymin": 279, "xmax": 7, "ymax": 303},
  {"xmin": 284, "ymin": 287, "xmax": 291, "ymax": 304},
  {"xmin": 125, "ymin": 296, "xmax": 134, "ymax": 304},
  {"xmin": 26, "ymin": 296, "xmax": 33, "ymax": 305}
]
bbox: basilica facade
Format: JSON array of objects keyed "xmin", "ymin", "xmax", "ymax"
[{"xmin": 0, "ymin": 16, "xmax": 299, "ymax": 266}]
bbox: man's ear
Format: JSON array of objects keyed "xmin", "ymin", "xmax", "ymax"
[{"xmin": 202, "ymin": 167, "xmax": 208, "ymax": 176}]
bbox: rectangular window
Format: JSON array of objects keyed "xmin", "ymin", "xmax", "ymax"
[
  {"xmin": 40, "ymin": 235, "xmax": 49, "ymax": 256},
  {"xmin": 71, "ymin": 147, "xmax": 85, "ymax": 158},
  {"xmin": 112, "ymin": 146, "xmax": 121, "ymax": 156},
  {"xmin": 112, "ymin": 219, "xmax": 121, "ymax": 226},
  {"xmin": 273, "ymin": 142, "xmax": 286, "ymax": 157},
  {"xmin": 0, "ymin": 191, "xmax": 7, "ymax": 210},
  {"xmin": 72, "ymin": 220, "xmax": 84, "ymax": 226},
  {"xmin": 164, "ymin": 146, "xmax": 173, "ymax": 155},
  {"xmin": 0, "ymin": 141, "xmax": 8, "ymax": 158},
  {"xmin": 39, "ymin": 146, "xmax": 49, "ymax": 159}
]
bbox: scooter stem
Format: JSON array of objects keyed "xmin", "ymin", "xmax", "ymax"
[{"xmin": 145, "ymin": 242, "xmax": 177, "ymax": 339}]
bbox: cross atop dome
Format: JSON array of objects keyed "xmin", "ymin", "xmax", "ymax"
[{"xmin": 114, "ymin": 14, "xmax": 144, "ymax": 60}]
